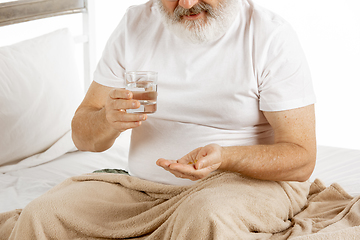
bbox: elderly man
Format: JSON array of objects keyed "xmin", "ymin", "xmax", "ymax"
[{"xmin": 7, "ymin": 0, "xmax": 316, "ymax": 239}]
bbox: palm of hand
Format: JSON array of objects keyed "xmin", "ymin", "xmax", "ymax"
[{"xmin": 156, "ymin": 144, "xmax": 223, "ymax": 181}]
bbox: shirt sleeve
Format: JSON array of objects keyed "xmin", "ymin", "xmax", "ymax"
[
  {"xmin": 93, "ymin": 12, "xmax": 128, "ymax": 88},
  {"xmin": 256, "ymin": 22, "xmax": 316, "ymax": 112}
]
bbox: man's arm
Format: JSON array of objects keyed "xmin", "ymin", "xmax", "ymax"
[
  {"xmin": 221, "ymin": 104, "xmax": 316, "ymax": 181},
  {"xmin": 157, "ymin": 104, "xmax": 316, "ymax": 182},
  {"xmin": 71, "ymin": 81, "xmax": 147, "ymax": 152}
]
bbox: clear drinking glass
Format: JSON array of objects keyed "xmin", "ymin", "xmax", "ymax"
[{"xmin": 125, "ymin": 71, "xmax": 158, "ymax": 114}]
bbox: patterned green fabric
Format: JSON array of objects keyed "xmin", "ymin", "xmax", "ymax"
[{"xmin": 93, "ymin": 169, "xmax": 130, "ymax": 175}]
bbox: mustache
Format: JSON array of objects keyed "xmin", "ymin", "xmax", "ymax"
[{"xmin": 173, "ymin": 2, "xmax": 215, "ymax": 21}]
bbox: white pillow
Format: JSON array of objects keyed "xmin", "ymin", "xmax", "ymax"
[{"xmin": 0, "ymin": 28, "xmax": 83, "ymax": 166}]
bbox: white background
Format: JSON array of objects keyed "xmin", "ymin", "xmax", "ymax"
[{"xmin": 1, "ymin": 0, "xmax": 359, "ymax": 150}]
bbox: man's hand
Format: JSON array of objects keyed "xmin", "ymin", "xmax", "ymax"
[
  {"xmin": 72, "ymin": 82, "xmax": 148, "ymax": 152},
  {"xmin": 104, "ymin": 88, "xmax": 147, "ymax": 133},
  {"xmin": 156, "ymin": 144, "xmax": 223, "ymax": 181}
]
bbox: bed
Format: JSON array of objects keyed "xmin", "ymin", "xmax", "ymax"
[
  {"xmin": 1, "ymin": 0, "xmax": 360, "ymax": 238},
  {"xmin": 0, "ymin": 0, "xmax": 131, "ymax": 213}
]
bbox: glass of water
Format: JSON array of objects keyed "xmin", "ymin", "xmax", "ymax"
[{"xmin": 125, "ymin": 71, "xmax": 158, "ymax": 114}]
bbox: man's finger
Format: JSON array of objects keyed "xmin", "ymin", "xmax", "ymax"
[
  {"xmin": 156, "ymin": 159, "xmax": 176, "ymax": 168},
  {"xmin": 109, "ymin": 88, "xmax": 132, "ymax": 99}
]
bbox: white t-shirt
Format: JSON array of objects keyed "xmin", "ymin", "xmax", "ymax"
[{"xmin": 94, "ymin": 0, "xmax": 316, "ymax": 185}]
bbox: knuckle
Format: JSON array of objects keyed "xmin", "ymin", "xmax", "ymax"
[
  {"xmin": 105, "ymin": 110, "xmax": 114, "ymax": 122},
  {"xmin": 109, "ymin": 89, "xmax": 116, "ymax": 98},
  {"xmin": 109, "ymin": 89, "xmax": 130, "ymax": 101}
]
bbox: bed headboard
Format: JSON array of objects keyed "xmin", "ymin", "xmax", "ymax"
[{"xmin": 0, "ymin": 0, "xmax": 96, "ymax": 91}]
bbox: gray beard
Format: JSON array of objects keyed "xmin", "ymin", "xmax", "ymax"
[{"xmin": 156, "ymin": 0, "xmax": 240, "ymax": 44}]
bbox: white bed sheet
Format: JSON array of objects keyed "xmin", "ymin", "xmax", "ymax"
[
  {"xmin": 310, "ymin": 145, "xmax": 360, "ymax": 197},
  {"xmin": 1, "ymin": 142, "xmax": 359, "ymax": 213},
  {"xmin": 0, "ymin": 131, "xmax": 131, "ymax": 213}
]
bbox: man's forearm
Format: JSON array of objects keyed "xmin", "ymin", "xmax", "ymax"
[
  {"xmin": 220, "ymin": 143, "xmax": 316, "ymax": 182},
  {"xmin": 71, "ymin": 107, "xmax": 120, "ymax": 152}
]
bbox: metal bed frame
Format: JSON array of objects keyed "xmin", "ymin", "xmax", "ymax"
[{"xmin": 0, "ymin": 0, "xmax": 96, "ymax": 91}]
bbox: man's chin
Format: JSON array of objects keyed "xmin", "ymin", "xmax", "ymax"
[
  {"xmin": 157, "ymin": 0, "xmax": 240, "ymax": 44},
  {"xmin": 166, "ymin": 20, "xmax": 228, "ymax": 45}
]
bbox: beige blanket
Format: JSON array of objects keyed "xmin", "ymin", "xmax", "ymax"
[{"xmin": 0, "ymin": 171, "xmax": 359, "ymax": 239}]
